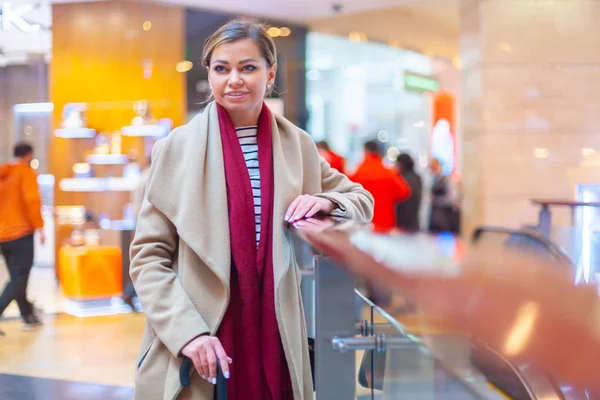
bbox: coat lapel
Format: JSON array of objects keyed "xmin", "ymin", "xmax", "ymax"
[
  {"xmin": 147, "ymin": 103, "xmax": 304, "ymax": 294},
  {"xmin": 146, "ymin": 102, "xmax": 231, "ymax": 288},
  {"xmin": 271, "ymin": 113, "xmax": 303, "ymax": 290}
]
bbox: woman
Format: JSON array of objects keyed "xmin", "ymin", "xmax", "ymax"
[{"xmin": 130, "ymin": 19, "xmax": 374, "ymax": 400}]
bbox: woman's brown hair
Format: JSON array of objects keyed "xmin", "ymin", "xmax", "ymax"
[{"xmin": 202, "ymin": 19, "xmax": 277, "ymax": 68}]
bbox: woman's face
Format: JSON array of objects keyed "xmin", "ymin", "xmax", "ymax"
[{"xmin": 208, "ymin": 39, "xmax": 276, "ymax": 116}]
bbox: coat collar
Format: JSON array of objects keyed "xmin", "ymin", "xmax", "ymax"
[{"xmin": 146, "ymin": 102, "xmax": 301, "ymax": 291}]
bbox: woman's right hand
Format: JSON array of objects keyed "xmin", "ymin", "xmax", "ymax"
[{"xmin": 181, "ymin": 336, "xmax": 231, "ymax": 384}]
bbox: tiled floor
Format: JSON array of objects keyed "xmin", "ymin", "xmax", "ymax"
[
  {"xmin": 0, "ymin": 313, "xmax": 144, "ymax": 388},
  {"xmin": 0, "ymin": 374, "xmax": 133, "ymax": 400},
  {"xmin": 0, "ymin": 259, "xmax": 142, "ymax": 399}
]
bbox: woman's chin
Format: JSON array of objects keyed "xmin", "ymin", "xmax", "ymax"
[{"xmin": 222, "ymin": 101, "xmax": 262, "ymax": 114}]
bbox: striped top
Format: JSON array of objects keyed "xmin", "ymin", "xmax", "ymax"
[{"xmin": 236, "ymin": 126, "xmax": 261, "ymax": 246}]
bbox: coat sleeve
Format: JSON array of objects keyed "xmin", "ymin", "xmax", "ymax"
[
  {"xmin": 315, "ymin": 157, "xmax": 374, "ymax": 223},
  {"xmin": 130, "ymin": 144, "xmax": 210, "ymax": 357}
]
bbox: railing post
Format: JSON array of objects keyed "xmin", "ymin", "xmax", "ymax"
[{"xmin": 314, "ymin": 255, "xmax": 357, "ymax": 399}]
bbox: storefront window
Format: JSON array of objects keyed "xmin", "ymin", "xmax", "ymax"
[{"xmin": 306, "ymin": 33, "xmax": 436, "ymax": 168}]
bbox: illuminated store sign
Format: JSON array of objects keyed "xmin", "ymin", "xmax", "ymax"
[
  {"xmin": 404, "ymin": 72, "xmax": 440, "ymax": 93},
  {"xmin": 0, "ymin": 1, "xmax": 41, "ymax": 33}
]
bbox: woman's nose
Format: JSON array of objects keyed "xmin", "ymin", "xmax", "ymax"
[{"xmin": 228, "ymin": 70, "xmax": 242, "ymax": 87}]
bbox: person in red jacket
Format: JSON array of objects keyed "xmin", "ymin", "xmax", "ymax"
[
  {"xmin": 0, "ymin": 143, "xmax": 45, "ymax": 334},
  {"xmin": 316, "ymin": 140, "xmax": 346, "ymax": 174},
  {"xmin": 350, "ymin": 141, "xmax": 411, "ymax": 232}
]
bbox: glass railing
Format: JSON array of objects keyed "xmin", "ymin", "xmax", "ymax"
[
  {"xmin": 352, "ymin": 291, "xmax": 502, "ymax": 400},
  {"xmin": 293, "ymin": 220, "xmax": 596, "ymax": 399}
]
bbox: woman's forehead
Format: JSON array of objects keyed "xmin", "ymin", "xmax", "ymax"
[{"xmin": 212, "ymin": 39, "xmax": 263, "ymax": 62}]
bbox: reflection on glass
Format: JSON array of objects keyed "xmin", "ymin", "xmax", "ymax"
[{"xmin": 503, "ymin": 301, "xmax": 539, "ymax": 357}]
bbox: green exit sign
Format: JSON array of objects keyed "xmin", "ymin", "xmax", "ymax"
[{"xmin": 404, "ymin": 72, "xmax": 440, "ymax": 93}]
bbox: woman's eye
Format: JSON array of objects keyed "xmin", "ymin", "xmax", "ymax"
[
  {"xmin": 243, "ymin": 65, "xmax": 257, "ymax": 72},
  {"xmin": 214, "ymin": 65, "xmax": 227, "ymax": 73}
]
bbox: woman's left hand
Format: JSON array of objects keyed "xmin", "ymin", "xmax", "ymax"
[{"xmin": 285, "ymin": 195, "xmax": 336, "ymax": 223}]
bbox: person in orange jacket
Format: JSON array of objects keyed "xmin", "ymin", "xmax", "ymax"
[
  {"xmin": 350, "ymin": 141, "xmax": 411, "ymax": 232},
  {"xmin": 0, "ymin": 143, "xmax": 45, "ymax": 334},
  {"xmin": 316, "ymin": 140, "xmax": 346, "ymax": 174}
]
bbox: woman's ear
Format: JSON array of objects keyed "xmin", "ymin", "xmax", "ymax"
[{"xmin": 268, "ymin": 63, "xmax": 277, "ymax": 86}]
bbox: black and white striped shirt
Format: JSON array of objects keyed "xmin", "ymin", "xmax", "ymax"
[{"xmin": 236, "ymin": 126, "xmax": 261, "ymax": 246}]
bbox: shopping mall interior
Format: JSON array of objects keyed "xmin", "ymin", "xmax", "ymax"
[{"xmin": 1, "ymin": 0, "xmax": 600, "ymax": 399}]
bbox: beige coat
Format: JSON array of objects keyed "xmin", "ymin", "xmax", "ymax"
[{"xmin": 129, "ymin": 101, "xmax": 374, "ymax": 400}]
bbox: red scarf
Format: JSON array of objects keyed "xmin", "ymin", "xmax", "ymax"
[{"xmin": 216, "ymin": 103, "xmax": 293, "ymax": 400}]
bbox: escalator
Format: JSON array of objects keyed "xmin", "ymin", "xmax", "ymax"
[{"xmin": 469, "ymin": 227, "xmax": 572, "ymax": 400}]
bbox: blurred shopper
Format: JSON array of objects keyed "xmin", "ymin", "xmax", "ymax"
[
  {"xmin": 350, "ymin": 141, "xmax": 410, "ymax": 232},
  {"xmin": 394, "ymin": 153, "xmax": 423, "ymax": 232},
  {"xmin": 121, "ymin": 156, "xmax": 152, "ymax": 311},
  {"xmin": 129, "ymin": 19, "xmax": 373, "ymax": 400},
  {"xmin": 428, "ymin": 158, "xmax": 458, "ymax": 233},
  {"xmin": 316, "ymin": 140, "xmax": 345, "ymax": 174},
  {"xmin": 0, "ymin": 143, "xmax": 44, "ymax": 333}
]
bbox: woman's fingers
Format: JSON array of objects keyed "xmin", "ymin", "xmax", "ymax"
[
  {"xmin": 191, "ymin": 354, "xmax": 205, "ymax": 380},
  {"xmin": 304, "ymin": 203, "xmax": 323, "ymax": 219},
  {"xmin": 287, "ymin": 195, "xmax": 316, "ymax": 222},
  {"xmin": 205, "ymin": 343, "xmax": 218, "ymax": 384},
  {"xmin": 285, "ymin": 196, "xmax": 303, "ymax": 221},
  {"xmin": 291, "ymin": 199, "xmax": 317, "ymax": 222},
  {"xmin": 199, "ymin": 351, "xmax": 210, "ymax": 381},
  {"xmin": 183, "ymin": 336, "xmax": 230, "ymax": 384},
  {"xmin": 213, "ymin": 340, "xmax": 231, "ymax": 379}
]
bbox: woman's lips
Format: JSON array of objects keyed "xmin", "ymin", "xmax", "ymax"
[{"xmin": 225, "ymin": 91, "xmax": 250, "ymax": 99}]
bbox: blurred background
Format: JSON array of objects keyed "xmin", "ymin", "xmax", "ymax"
[{"xmin": 1, "ymin": 0, "xmax": 600, "ymax": 399}]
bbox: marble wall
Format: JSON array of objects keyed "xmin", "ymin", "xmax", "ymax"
[{"xmin": 460, "ymin": 0, "xmax": 600, "ymax": 236}]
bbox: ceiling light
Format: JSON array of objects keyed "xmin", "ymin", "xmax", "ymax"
[
  {"xmin": 30, "ymin": 159, "xmax": 39, "ymax": 170},
  {"xmin": 176, "ymin": 61, "xmax": 193, "ymax": 73},
  {"xmin": 143, "ymin": 21, "xmax": 152, "ymax": 31},
  {"xmin": 280, "ymin": 27, "xmax": 291, "ymax": 37},
  {"xmin": 268, "ymin": 27, "xmax": 281, "ymax": 37}
]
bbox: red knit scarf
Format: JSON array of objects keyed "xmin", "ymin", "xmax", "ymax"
[{"xmin": 216, "ymin": 103, "xmax": 293, "ymax": 400}]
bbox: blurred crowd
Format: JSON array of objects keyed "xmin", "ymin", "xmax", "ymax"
[{"xmin": 317, "ymin": 140, "xmax": 461, "ymax": 235}]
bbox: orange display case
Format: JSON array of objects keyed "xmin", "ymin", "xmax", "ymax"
[{"xmin": 58, "ymin": 245, "xmax": 122, "ymax": 300}]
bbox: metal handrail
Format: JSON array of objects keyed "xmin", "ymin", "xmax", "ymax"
[{"xmin": 472, "ymin": 225, "xmax": 574, "ymax": 268}]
